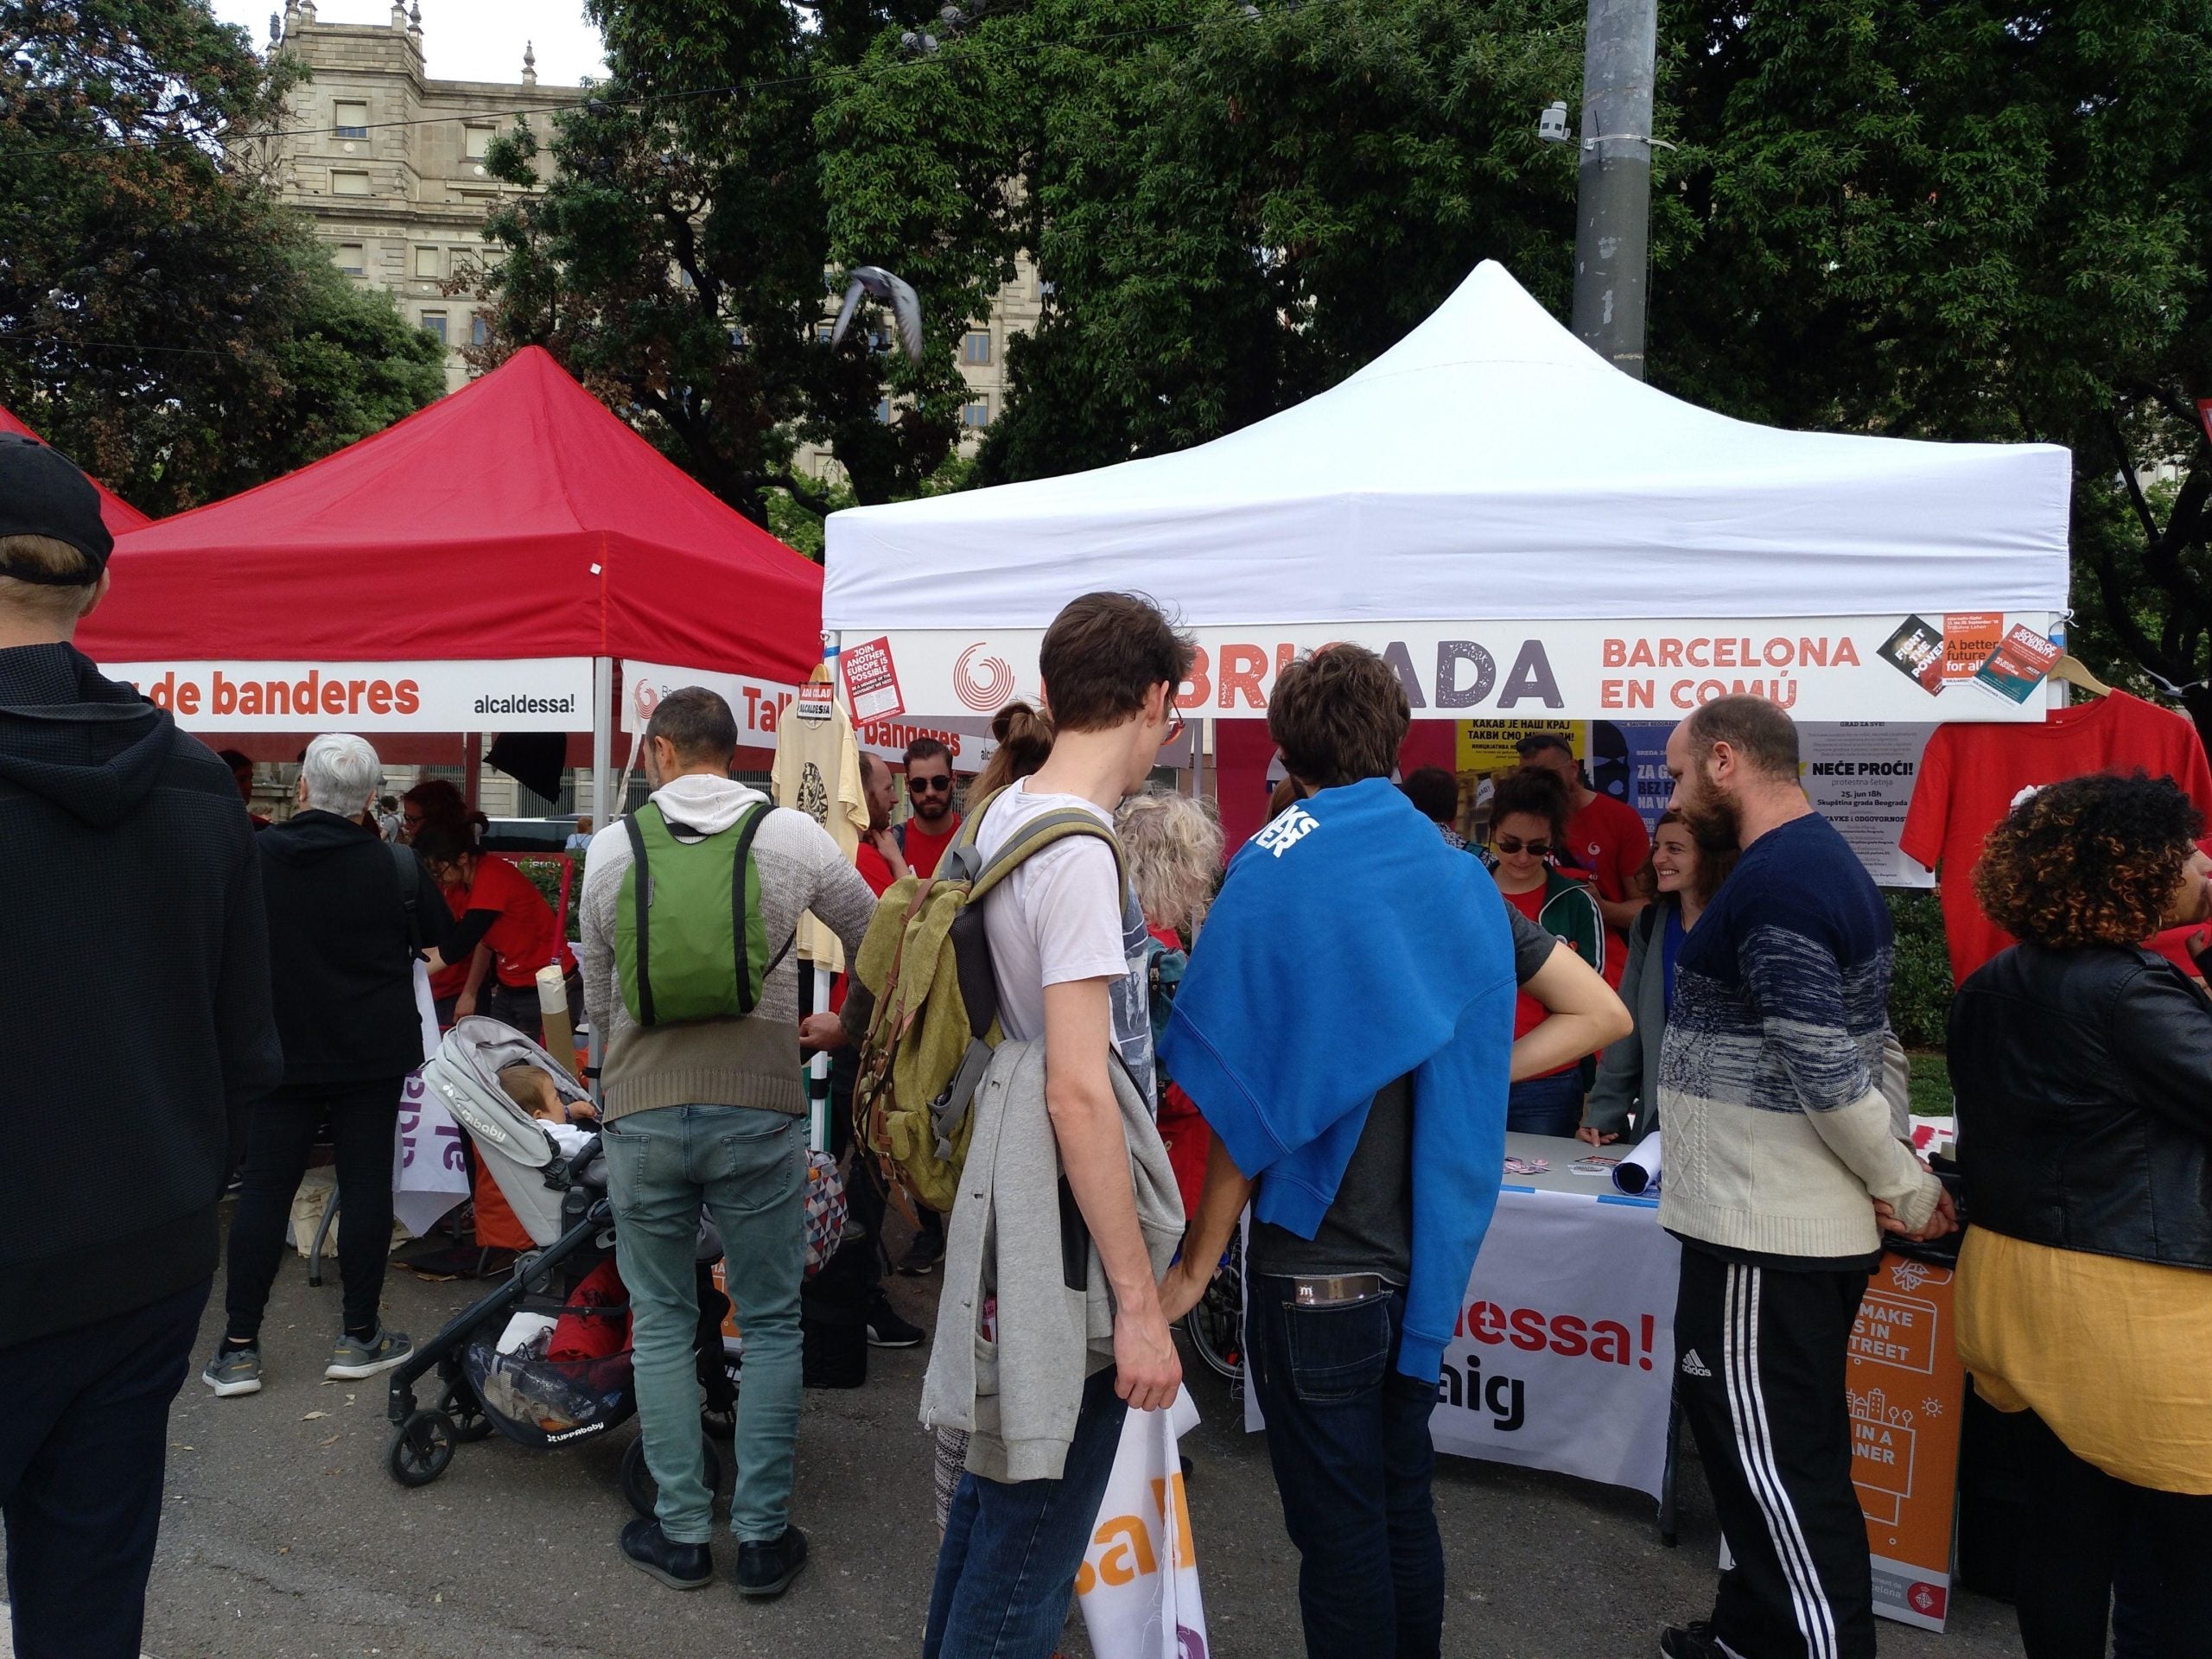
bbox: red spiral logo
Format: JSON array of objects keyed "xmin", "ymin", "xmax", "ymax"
[{"xmin": 954, "ymin": 643, "xmax": 1015, "ymax": 713}]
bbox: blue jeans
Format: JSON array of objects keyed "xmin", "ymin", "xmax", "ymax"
[
  {"xmin": 1248, "ymin": 1279, "xmax": 1444, "ymax": 1659},
  {"xmin": 923, "ymin": 1366, "xmax": 1129, "ymax": 1659},
  {"xmin": 1505, "ymin": 1070, "xmax": 1584, "ymax": 1137},
  {"xmin": 601, "ymin": 1103, "xmax": 804, "ymax": 1545}
]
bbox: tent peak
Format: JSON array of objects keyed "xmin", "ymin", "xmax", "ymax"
[{"xmin": 1343, "ymin": 259, "xmax": 1612, "ymax": 390}]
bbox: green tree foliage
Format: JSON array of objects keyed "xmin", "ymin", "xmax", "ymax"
[
  {"xmin": 466, "ymin": 0, "xmax": 1015, "ymax": 523},
  {"xmin": 0, "ymin": 0, "xmax": 444, "ymax": 515}
]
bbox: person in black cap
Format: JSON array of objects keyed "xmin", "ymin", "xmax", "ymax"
[{"xmin": 0, "ymin": 434, "xmax": 283, "ymax": 1659}]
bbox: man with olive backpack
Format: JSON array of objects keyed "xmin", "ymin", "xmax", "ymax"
[{"xmin": 578, "ymin": 686, "xmax": 875, "ymax": 1600}]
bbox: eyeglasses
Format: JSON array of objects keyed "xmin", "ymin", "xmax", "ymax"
[
  {"xmin": 1494, "ymin": 837, "xmax": 1553, "ymax": 856},
  {"xmin": 1165, "ymin": 701, "xmax": 1185, "ymax": 743},
  {"xmin": 910, "ymin": 775, "xmax": 954, "ymax": 795}
]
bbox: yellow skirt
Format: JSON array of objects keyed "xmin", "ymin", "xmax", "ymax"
[{"xmin": 1956, "ymin": 1227, "xmax": 2212, "ymax": 1495}]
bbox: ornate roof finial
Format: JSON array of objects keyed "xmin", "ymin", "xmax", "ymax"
[
  {"xmin": 390, "ymin": 0, "xmax": 406, "ymax": 28},
  {"xmin": 407, "ymin": 2, "xmax": 423, "ymax": 41},
  {"xmin": 521, "ymin": 40, "xmax": 537, "ymax": 87},
  {"xmin": 270, "ymin": 10, "xmax": 283, "ymax": 47}
]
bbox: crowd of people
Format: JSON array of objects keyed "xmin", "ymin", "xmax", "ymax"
[{"xmin": 3, "ymin": 433, "xmax": 2209, "ymax": 1659}]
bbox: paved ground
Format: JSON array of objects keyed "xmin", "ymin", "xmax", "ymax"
[{"xmin": 22, "ymin": 1236, "xmax": 2024, "ymax": 1659}]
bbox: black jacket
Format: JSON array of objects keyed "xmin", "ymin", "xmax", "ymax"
[
  {"xmin": 260, "ymin": 809, "xmax": 449, "ymax": 1086},
  {"xmin": 0, "ymin": 643, "xmax": 283, "ymax": 1345},
  {"xmin": 1950, "ymin": 942, "xmax": 2212, "ymax": 1272}
]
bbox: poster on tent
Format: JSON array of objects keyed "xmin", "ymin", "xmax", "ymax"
[
  {"xmin": 1799, "ymin": 724, "xmax": 1937, "ymax": 889},
  {"xmin": 104, "ymin": 658, "xmax": 595, "ymax": 733},
  {"xmin": 862, "ymin": 614, "xmax": 2063, "ymax": 727}
]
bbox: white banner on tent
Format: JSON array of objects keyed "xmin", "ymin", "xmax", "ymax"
[
  {"xmin": 853, "ymin": 614, "xmax": 2060, "ymax": 726},
  {"xmin": 621, "ymin": 659, "xmax": 1002, "ymax": 768},
  {"xmin": 105, "ymin": 658, "xmax": 594, "ymax": 732}
]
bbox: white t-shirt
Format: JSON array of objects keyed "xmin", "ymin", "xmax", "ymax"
[{"xmin": 975, "ymin": 781, "xmax": 1128, "ymax": 1044}]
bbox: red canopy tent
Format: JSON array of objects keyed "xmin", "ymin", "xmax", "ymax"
[
  {"xmin": 79, "ymin": 346, "xmax": 823, "ymax": 792},
  {"xmin": 0, "ymin": 406, "xmax": 153, "ymax": 534}
]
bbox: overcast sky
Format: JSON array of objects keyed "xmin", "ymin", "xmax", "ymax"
[{"xmin": 211, "ymin": 0, "xmax": 607, "ymax": 87}]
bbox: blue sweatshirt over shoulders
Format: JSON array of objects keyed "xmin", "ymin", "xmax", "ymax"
[{"xmin": 1160, "ymin": 777, "xmax": 1517, "ymax": 1382}]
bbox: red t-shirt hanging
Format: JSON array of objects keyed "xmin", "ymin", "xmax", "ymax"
[
  {"xmin": 466, "ymin": 853, "xmax": 576, "ymax": 988},
  {"xmin": 1899, "ymin": 690, "xmax": 2212, "ymax": 983},
  {"xmin": 900, "ymin": 813, "xmax": 962, "ymax": 879}
]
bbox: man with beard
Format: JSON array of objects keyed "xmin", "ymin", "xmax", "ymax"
[
  {"xmin": 898, "ymin": 737, "xmax": 963, "ymax": 879},
  {"xmin": 1655, "ymin": 696, "xmax": 1955, "ymax": 1659}
]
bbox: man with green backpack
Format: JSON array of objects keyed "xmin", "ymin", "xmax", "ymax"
[{"xmin": 577, "ymin": 687, "xmax": 877, "ymax": 1600}]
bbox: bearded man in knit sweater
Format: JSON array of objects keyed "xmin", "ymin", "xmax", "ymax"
[
  {"xmin": 581, "ymin": 687, "xmax": 875, "ymax": 1599},
  {"xmin": 1655, "ymin": 696, "xmax": 1955, "ymax": 1659}
]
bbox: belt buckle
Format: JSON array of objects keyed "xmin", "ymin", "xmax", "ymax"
[{"xmin": 1289, "ymin": 1273, "xmax": 1385, "ymax": 1310}]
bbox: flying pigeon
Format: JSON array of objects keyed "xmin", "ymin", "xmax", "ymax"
[{"xmin": 830, "ymin": 265, "xmax": 925, "ymax": 363}]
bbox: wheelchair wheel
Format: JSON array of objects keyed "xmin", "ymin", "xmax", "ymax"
[
  {"xmin": 621, "ymin": 1435, "xmax": 726, "ymax": 1522},
  {"xmin": 1182, "ymin": 1230, "xmax": 1246, "ymax": 1383}
]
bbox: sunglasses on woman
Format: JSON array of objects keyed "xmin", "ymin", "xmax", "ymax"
[{"xmin": 1494, "ymin": 837, "xmax": 1552, "ymax": 856}]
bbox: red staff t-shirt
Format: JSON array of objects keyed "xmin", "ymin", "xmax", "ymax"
[
  {"xmin": 1899, "ymin": 690, "xmax": 2212, "ymax": 982},
  {"xmin": 1560, "ymin": 790, "xmax": 1647, "ymax": 989},
  {"xmin": 1503, "ymin": 885, "xmax": 1578, "ymax": 1077},
  {"xmin": 467, "ymin": 854, "xmax": 576, "ymax": 988},
  {"xmin": 899, "ymin": 813, "xmax": 963, "ymax": 880}
]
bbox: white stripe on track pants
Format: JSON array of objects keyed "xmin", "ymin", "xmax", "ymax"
[{"xmin": 1672, "ymin": 1246, "xmax": 1878, "ymax": 1659}]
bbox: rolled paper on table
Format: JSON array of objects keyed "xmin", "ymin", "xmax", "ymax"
[
  {"xmin": 537, "ymin": 963, "xmax": 579, "ymax": 1079},
  {"xmin": 1612, "ymin": 1131, "xmax": 1663, "ymax": 1195}
]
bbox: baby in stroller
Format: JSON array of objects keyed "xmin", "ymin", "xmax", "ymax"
[{"xmin": 385, "ymin": 1019, "xmax": 736, "ymax": 1497}]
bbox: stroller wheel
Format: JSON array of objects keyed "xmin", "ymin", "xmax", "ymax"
[
  {"xmin": 440, "ymin": 1382, "xmax": 494, "ymax": 1443},
  {"xmin": 621, "ymin": 1435, "xmax": 725, "ymax": 1522},
  {"xmin": 388, "ymin": 1409, "xmax": 457, "ymax": 1487}
]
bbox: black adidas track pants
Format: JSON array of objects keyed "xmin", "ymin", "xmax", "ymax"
[{"xmin": 1674, "ymin": 1247, "xmax": 1877, "ymax": 1659}]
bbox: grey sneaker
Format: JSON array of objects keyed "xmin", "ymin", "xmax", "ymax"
[
  {"xmin": 325, "ymin": 1326, "xmax": 413, "ymax": 1381},
  {"xmin": 201, "ymin": 1344, "xmax": 263, "ymax": 1397}
]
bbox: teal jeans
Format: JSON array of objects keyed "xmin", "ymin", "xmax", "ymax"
[{"xmin": 601, "ymin": 1103, "xmax": 805, "ymax": 1545}]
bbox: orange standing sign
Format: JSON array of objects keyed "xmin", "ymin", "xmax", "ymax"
[{"xmin": 1850, "ymin": 1253, "xmax": 1967, "ymax": 1631}]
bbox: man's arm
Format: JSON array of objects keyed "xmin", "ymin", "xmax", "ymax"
[
  {"xmin": 577, "ymin": 840, "xmax": 619, "ymax": 1045},
  {"xmin": 216, "ymin": 836, "xmax": 283, "ymax": 1167},
  {"xmin": 1513, "ymin": 939, "xmax": 1631, "ymax": 1083},
  {"xmin": 1740, "ymin": 921, "xmax": 1948, "ymax": 1236},
  {"xmin": 1157, "ymin": 1128, "xmax": 1254, "ymax": 1322},
  {"xmin": 1044, "ymin": 976, "xmax": 1182, "ymax": 1413}
]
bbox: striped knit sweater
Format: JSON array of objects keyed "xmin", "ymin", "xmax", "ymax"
[{"xmin": 1656, "ymin": 812, "xmax": 1940, "ymax": 1259}]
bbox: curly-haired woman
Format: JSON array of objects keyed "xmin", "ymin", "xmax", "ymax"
[
  {"xmin": 1487, "ymin": 767, "xmax": 1605, "ymax": 1135},
  {"xmin": 1950, "ymin": 771, "xmax": 2212, "ymax": 1658}
]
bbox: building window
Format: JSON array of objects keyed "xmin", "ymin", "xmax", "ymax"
[
  {"xmin": 963, "ymin": 329, "xmax": 992, "ymax": 365},
  {"xmin": 876, "ymin": 397, "xmax": 893, "ymax": 424},
  {"xmin": 422, "ymin": 312, "xmax": 448, "ymax": 345},
  {"xmin": 814, "ymin": 320, "xmax": 835, "ymax": 343},
  {"xmin": 334, "ymin": 99, "xmax": 368, "ymax": 138},
  {"xmin": 962, "ymin": 397, "xmax": 990, "ymax": 429},
  {"xmin": 331, "ymin": 170, "xmax": 371, "ymax": 196},
  {"xmin": 413, "ymin": 245, "xmax": 441, "ymax": 279},
  {"xmin": 470, "ymin": 314, "xmax": 488, "ymax": 346},
  {"xmin": 464, "ymin": 125, "xmax": 493, "ymax": 160},
  {"xmin": 334, "ymin": 242, "xmax": 365, "ymax": 276}
]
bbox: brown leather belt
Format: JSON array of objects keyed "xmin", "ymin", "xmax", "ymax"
[{"xmin": 1285, "ymin": 1272, "xmax": 1391, "ymax": 1309}]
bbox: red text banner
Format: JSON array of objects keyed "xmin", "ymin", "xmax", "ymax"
[
  {"xmin": 864, "ymin": 616, "xmax": 2060, "ymax": 724},
  {"xmin": 104, "ymin": 658, "xmax": 593, "ymax": 733}
]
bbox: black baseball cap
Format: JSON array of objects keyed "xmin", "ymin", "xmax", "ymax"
[
  {"xmin": 0, "ymin": 434, "xmax": 113, "ymax": 582},
  {"xmin": 1514, "ymin": 732, "xmax": 1574, "ymax": 759}
]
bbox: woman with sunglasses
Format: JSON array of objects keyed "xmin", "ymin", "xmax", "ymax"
[{"xmin": 1487, "ymin": 768, "xmax": 1605, "ymax": 1136}]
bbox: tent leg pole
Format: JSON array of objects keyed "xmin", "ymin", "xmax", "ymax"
[
  {"xmin": 588, "ymin": 657, "xmax": 614, "ymax": 1096},
  {"xmin": 462, "ymin": 733, "xmax": 480, "ymax": 811}
]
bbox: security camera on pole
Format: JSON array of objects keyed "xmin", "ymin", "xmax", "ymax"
[{"xmin": 1541, "ymin": 0, "xmax": 1663, "ymax": 382}]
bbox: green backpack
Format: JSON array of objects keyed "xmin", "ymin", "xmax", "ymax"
[
  {"xmin": 850, "ymin": 787, "xmax": 1125, "ymax": 1214},
  {"xmin": 616, "ymin": 800, "xmax": 791, "ymax": 1027}
]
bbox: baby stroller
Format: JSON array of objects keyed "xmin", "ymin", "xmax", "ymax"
[{"xmin": 384, "ymin": 1018, "xmax": 739, "ymax": 1517}]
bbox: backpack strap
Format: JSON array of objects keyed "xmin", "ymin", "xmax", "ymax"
[
  {"xmin": 623, "ymin": 804, "xmax": 659, "ymax": 1027},
  {"xmin": 965, "ymin": 809, "xmax": 1126, "ymax": 906},
  {"xmin": 728, "ymin": 804, "xmax": 767, "ymax": 1014}
]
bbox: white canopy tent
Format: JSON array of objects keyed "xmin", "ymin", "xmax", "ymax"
[{"xmin": 823, "ymin": 261, "xmax": 2072, "ymax": 726}]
